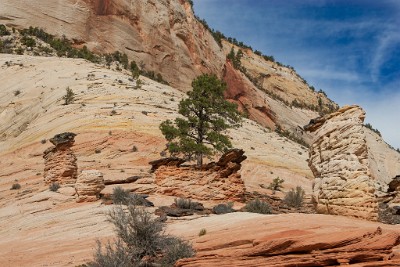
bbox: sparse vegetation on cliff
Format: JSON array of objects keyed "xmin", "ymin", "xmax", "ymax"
[
  {"xmin": 244, "ymin": 198, "xmax": 271, "ymax": 214},
  {"xmin": 62, "ymin": 87, "xmax": 75, "ymax": 105},
  {"xmin": 284, "ymin": 186, "xmax": 305, "ymax": 208},
  {"xmin": 364, "ymin": 123, "xmax": 382, "ymax": 137},
  {"xmin": 160, "ymin": 74, "xmax": 242, "ymax": 167}
]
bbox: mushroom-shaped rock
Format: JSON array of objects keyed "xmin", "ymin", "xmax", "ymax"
[
  {"xmin": 75, "ymin": 170, "xmax": 105, "ymax": 202},
  {"xmin": 43, "ymin": 132, "xmax": 77, "ymax": 185}
]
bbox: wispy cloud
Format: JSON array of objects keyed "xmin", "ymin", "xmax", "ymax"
[{"xmin": 193, "ymin": 0, "xmax": 400, "ymax": 148}]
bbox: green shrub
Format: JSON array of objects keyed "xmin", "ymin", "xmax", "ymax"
[
  {"xmin": 63, "ymin": 87, "xmax": 75, "ymax": 105},
  {"xmin": 88, "ymin": 205, "xmax": 194, "ymax": 266},
  {"xmin": 11, "ymin": 183, "xmax": 21, "ymax": 190},
  {"xmin": 0, "ymin": 24, "xmax": 10, "ymax": 36},
  {"xmin": 49, "ymin": 182, "xmax": 60, "ymax": 192},
  {"xmin": 284, "ymin": 186, "xmax": 305, "ymax": 208},
  {"xmin": 244, "ymin": 198, "xmax": 271, "ymax": 214},
  {"xmin": 21, "ymin": 36, "xmax": 36, "ymax": 47},
  {"xmin": 268, "ymin": 177, "xmax": 284, "ymax": 192},
  {"xmin": 198, "ymin": 228, "xmax": 207, "ymax": 236}
]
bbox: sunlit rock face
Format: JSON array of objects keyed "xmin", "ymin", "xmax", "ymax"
[{"xmin": 305, "ymin": 105, "xmax": 400, "ymax": 222}]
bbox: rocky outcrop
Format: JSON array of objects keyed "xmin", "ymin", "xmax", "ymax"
[
  {"xmin": 43, "ymin": 132, "xmax": 78, "ymax": 185},
  {"xmin": 154, "ymin": 149, "xmax": 247, "ymax": 201},
  {"xmin": 75, "ymin": 170, "xmax": 105, "ymax": 202},
  {"xmin": 305, "ymin": 105, "xmax": 400, "ymax": 221},
  {"xmin": 174, "ymin": 213, "xmax": 400, "ymax": 267},
  {"xmin": 149, "ymin": 157, "xmax": 186, "ymax": 172},
  {"xmin": 0, "ymin": 0, "xmax": 225, "ymax": 91}
]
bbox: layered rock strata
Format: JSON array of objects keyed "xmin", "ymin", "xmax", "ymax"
[
  {"xmin": 153, "ymin": 149, "xmax": 247, "ymax": 201},
  {"xmin": 75, "ymin": 170, "xmax": 105, "ymax": 202},
  {"xmin": 43, "ymin": 132, "xmax": 78, "ymax": 185},
  {"xmin": 305, "ymin": 105, "xmax": 400, "ymax": 221}
]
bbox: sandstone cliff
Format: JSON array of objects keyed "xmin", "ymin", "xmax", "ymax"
[
  {"xmin": 0, "ymin": 1, "xmax": 336, "ymax": 141},
  {"xmin": 305, "ymin": 105, "xmax": 400, "ymax": 221}
]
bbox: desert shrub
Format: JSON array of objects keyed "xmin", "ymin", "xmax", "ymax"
[
  {"xmin": 131, "ymin": 145, "xmax": 138, "ymax": 152},
  {"xmin": 268, "ymin": 177, "xmax": 284, "ymax": 192},
  {"xmin": 41, "ymin": 139, "xmax": 47, "ymax": 144},
  {"xmin": 159, "ymin": 237, "xmax": 195, "ymax": 266},
  {"xmin": 198, "ymin": 228, "xmax": 207, "ymax": 236},
  {"xmin": 212, "ymin": 203, "xmax": 234, "ymax": 214},
  {"xmin": 174, "ymin": 198, "xmax": 199, "ymax": 210},
  {"xmin": 244, "ymin": 198, "xmax": 271, "ymax": 214},
  {"xmin": 112, "ymin": 187, "xmax": 149, "ymax": 206},
  {"xmin": 94, "ymin": 148, "xmax": 101, "ymax": 154},
  {"xmin": 112, "ymin": 186, "xmax": 131, "ymax": 205},
  {"xmin": 89, "ymin": 205, "xmax": 194, "ymax": 266},
  {"xmin": 11, "ymin": 183, "xmax": 21, "ymax": 190},
  {"xmin": 49, "ymin": 182, "xmax": 60, "ymax": 192},
  {"xmin": 284, "ymin": 186, "xmax": 305, "ymax": 208},
  {"xmin": 14, "ymin": 90, "xmax": 21, "ymax": 96},
  {"xmin": 63, "ymin": 87, "xmax": 75, "ymax": 105},
  {"xmin": 21, "ymin": 36, "xmax": 36, "ymax": 47},
  {"xmin": 0, "ymin": 24, "xmax": 10, "ymax": 36}
]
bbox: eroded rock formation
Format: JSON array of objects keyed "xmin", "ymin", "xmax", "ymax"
[
  {"xmin": 153, "ymin": 149, "xmax": 247, "ymax": 201},
  {"xmin": 174, "ymin": 213, "xmax": 400, "ymax": 267},
  {"xmin": 75, "ymin": 170, "xmax": 105, "ymax": 202},
  {"xmin": 43, "ymin": 132, "xmax": 78, "ymax": 185},
  {"xmin": 305, "ymin": 105, "xmax": 400, "ymax": 221}
]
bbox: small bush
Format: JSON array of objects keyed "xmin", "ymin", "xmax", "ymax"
[
  {"xmin": 95, "ymin": 148, "xmax": 101, "ymax": 154},
  {"xmin": 0, "ymin": 24, "xmax": 10, "ymax": 36},
  {"xmin": 11, "ymin": 183, "xmax": 21, "ymax": 190},
  {"xmin": 160, "ymin": 237, "xmax": 195, "ymax": 266},
  {"xmin": 174, "ymin": 198, "xmax": 196, "ymax": 210},
  {"xmin": 112, "ymin": 186, "xmax": 131, "ymax": 205},
  {"xmin": 14, "ymin": 90, "xmax": 21, "ymax": 96},
  {"xmin": 63, "ymin": 87, "xmax": 75, "ymax": 105},
  {"xmin": 131, "ymin": 146, "xmax": 138, "ymax": 152},
  {"xmin": 89, "ymin": 205, "xmax": 194, "ymax": 266},
  {"xmin": 268, "ymin": 177, "xmax": 284, "ymax": 192},
  {"xmin": 244, "ymin": 198, "xmax": 271, "ymax": 214},
  {"xmin": 41, "ymin": 139, "xmax": 47, "ymax": 144},
  {"xmin": 284, "ymin": 186, "xmax": 305, "ymax": 208},
  {"xmin": 198, "ymin": 228, "xmax": 207, "ymax": 236},
  {"xmin": 212, "ymin": 203, "xmax": 234, "ymax": 214},
  {"xmin": 49, "ymin": 182, "xmax": 60, "ymax": 192}
]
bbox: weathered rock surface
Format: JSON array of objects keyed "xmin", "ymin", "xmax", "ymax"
[
  {"xmin": 43, "ymin": 132, "xmax": 78, "ymax": 185},
  {"xmin": 0, "ymin": 0, "xmax": 225, "ymax": 91},
  {"xmin": 149, "ymin": 157, "xmax": 186, "ymax": 172},
  {"xmin": 170, "ymin": 213, "xmax": 400, "ymax": 267},
  {"xmin": 305, "ymin": 105, "xmax": 400, "ymax": 221},
  {"xmin": 154, "ymin": 149, "xmax": 247, "ymax": 201},
  {"xmin": 75, "ymin": 170, "xmax": 105, "ymax": 202}
]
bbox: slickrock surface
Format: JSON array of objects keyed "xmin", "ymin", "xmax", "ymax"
[
  {"xmin": 75, "ymin": 170, "xmax": 105, "ymax": 202},
  {"xmin": 43, "ymin": 132, "xmax": 78, "ymax": 185},
  {"xmin": 305, "ymin": 105, "xmax": 400, "ymax": 221},
  {"xmin": 171, "ymin": 213, "xmax": 400, "ymax": 267}
]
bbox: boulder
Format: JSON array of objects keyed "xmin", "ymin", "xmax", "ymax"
[
  {"xmin": 43, "ymin": 132, "xmax": 77, "ymax": 185},
  {"xmin": 75, "ymin": 170, "xmax": 105, "ymax": 202}
]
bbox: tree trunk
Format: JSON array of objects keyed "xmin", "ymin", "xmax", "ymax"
[{"xmin": 196, "ymin": 153, "xmax": 203, "ymax": 168}]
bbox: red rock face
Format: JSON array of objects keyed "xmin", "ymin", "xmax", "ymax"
[
  {"xmin": 93, "ymin": 0, "xmax": 111, "ymax": 15},
  {"xmin": 223, "ymin": 61, "xmax": 276, "ymax": 129},
  {"xmin": 174, "ymin": 214, "xmax": 400, "ymax": 267}
]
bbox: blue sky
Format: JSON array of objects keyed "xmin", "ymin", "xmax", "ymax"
[{"xmin": 193, "ymin": 0, "xmax": 400, "ymax": 149}]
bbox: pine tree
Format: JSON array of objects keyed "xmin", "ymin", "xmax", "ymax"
[{"xmin": 160, "ymin": 74, "xmax": 242, "ymax": 167}]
